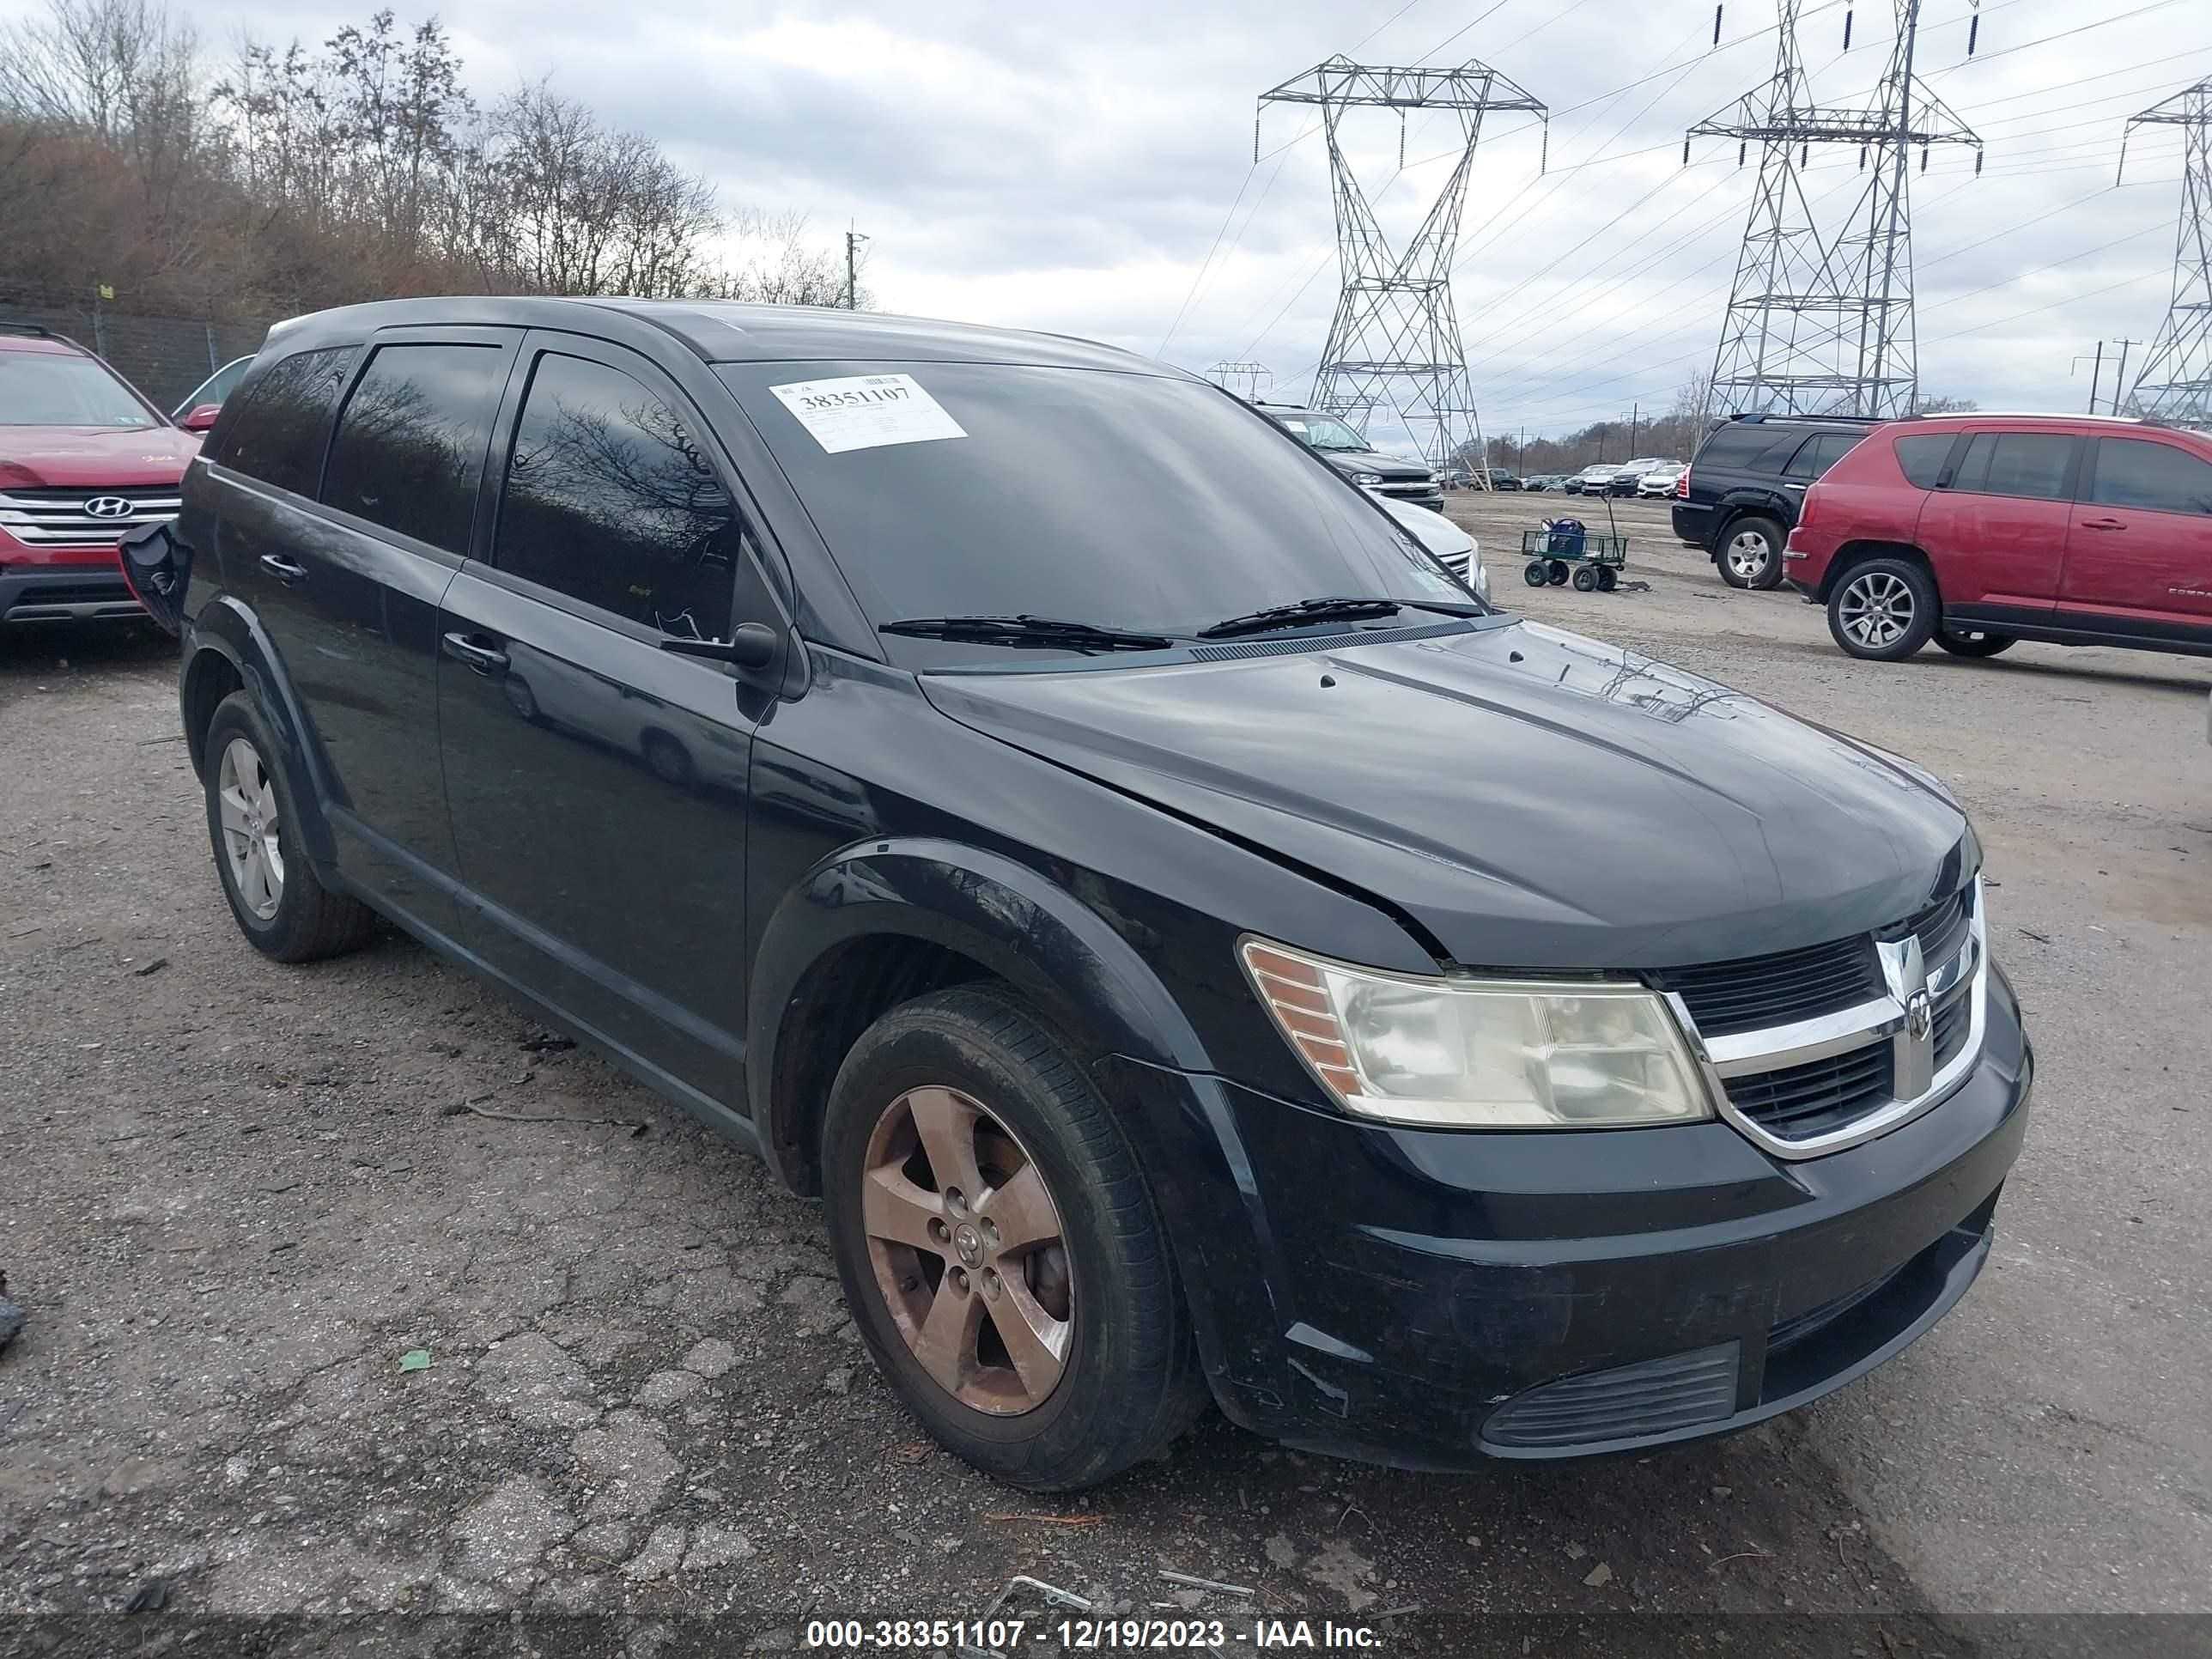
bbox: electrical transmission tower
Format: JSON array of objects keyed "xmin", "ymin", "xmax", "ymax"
[
  {"xmin": 1690, "ymin": 0, "xmax": 1980, "ymax": 418},
  {"xmin": 2118, "ymin": 79, "xmax": 2212, "ymax": 424},
  {"xmin": 1206, "ymin": 361, "xmax": 1273, "ymax": 398},
  {"xmin": 1259, "ymin": 56, "xmax": 1547, "ymax": 477}
]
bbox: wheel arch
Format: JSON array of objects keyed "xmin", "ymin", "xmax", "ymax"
[
  {"xmin": 1820, "ymin": 539, "xmax": 1936, "ymax": 605},
  {"xmin": 746, "ymin": 838, "xmax": 1208, "ymax": 1196},
  {"xmin": 181, "ymin": 598, "xmax": 340, "ymax": 866},
  {"xmin": 1708, "ymin": 493, "xmax": 1789, "ymax": 555}
]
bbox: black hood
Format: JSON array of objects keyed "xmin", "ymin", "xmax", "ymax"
[
  {"xmin": 921, "ymin": 618, "xmax": 1973, "ymax": 970},
  {"xmin": 1320, "ymin": 450, "xmax": 1432, "ymax": 482}
]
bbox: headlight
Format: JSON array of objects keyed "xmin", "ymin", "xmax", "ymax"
[
  {"xmin": 1352, "ymin": 471, "xmax": 1384, "ymax": 486},
  {"xmin": 1241, "ymin": 939, "xmax": 1714, "ymax": 1129},
  {"xmin": 1427, "ymin": 471, "xmax": 1443, "ymax": 484}
]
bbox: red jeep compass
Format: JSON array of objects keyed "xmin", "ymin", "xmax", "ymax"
[
  {"xmin": 1784, "ymin": 412, "xmax": 2212, "ymax": 664},
  {"xmin": 0, "ymin": 325, "xmax": 200, "ymax": 623}
]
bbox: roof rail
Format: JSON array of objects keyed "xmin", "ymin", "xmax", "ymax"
[
  {"xmin": 1727, "ymin": 410, "xmax": 1888, "ymax": 425},
  {"xmin": 0, "ymin": 321, "xmax": 58, "ymax": 339}
]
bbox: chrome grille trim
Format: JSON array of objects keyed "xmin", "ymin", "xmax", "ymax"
[
  {"xmin": 1663, "ymin": 875, "xmax": 1989, "ymax": 1161},
  {"xmin": 0, "ymin": 488, "xmax": 183, "ymax": 545}
]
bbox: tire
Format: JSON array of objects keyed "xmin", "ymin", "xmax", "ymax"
[
  {"xmin": 1717, "ymin": 514, "xmax": 1788, "ymax": 590},
  {"xmin": 1827, "ymin": 557, "xmax": 1939, "ymax": 662},
  {"xmin": 1522, "ymin": 560, "xmax": 1549, "ymax": 587},
  {"xmin": 1596, "ymin": 566, "xmax": 1619, "ymax": 592},
  {"xmin": 1934, "ymin": 628, "xmax": 2016, "ymax": 659},
  {"xmin": 1571, "ymin": 565, "xmax": 1598, "ymax": 592},
  {"xmin": 202, "ymin": 691, "xmax": 377, "ymax": 962},
  {"xmin": 821, "ymin": 985, "xmax": 1206, "ymax": 1491},
  {"xmin": 1547, "ymin": 559, "xmax": 1570, "ymax": 586}
]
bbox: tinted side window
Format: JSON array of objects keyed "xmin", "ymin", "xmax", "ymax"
[
  {"xmin": 1696, "ymin": 425, "xmax": 1796, "ymax": 471},
  {"xmin": 2087, "ymin": 438, "xmax": 2212, "ymax": 515},
  {"xmin": 210, "ymin": 348, "xmax": 355, "ymax": 496},
  {"xmin": 1808, "ymin": 432, "xmax": 1863, "ymax": 477},
  {"xmin": 1951, "ymin": 433, "xmax": 2074, "ymax": 502},
  {"xmin": 323, "ymin": 343, "xmax": 507, "ymax": 555},
  {"xmin": 1894, "ymin": 434, "xmax": 1956, "ymax": 489},
  {"xmin": 492, "ymin": 353, "xmax": 740, "ymax": 641}
]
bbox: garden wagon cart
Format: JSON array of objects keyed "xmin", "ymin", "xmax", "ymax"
[{"xmin": 1521, "ymin": 520, "xmax": 1628, "ymax": 592}]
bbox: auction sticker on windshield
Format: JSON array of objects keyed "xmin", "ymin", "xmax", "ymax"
[{"xmin": 769, "ymin": 374, "xmax": 968, "ymax": 454}]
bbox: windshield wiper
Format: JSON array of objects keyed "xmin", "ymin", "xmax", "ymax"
[
  {"xmin": 880, "ymin": 614, "xmax": 1176, "ymax": 653},
  {"xmin": 1197, "ymin": 595, "xmax": 1486, "ymax": 640}
]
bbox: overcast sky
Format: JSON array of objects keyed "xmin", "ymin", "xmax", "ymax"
[{"xmin": 14, "ymin": 0, "xmax": 2207, "ymax": 447}]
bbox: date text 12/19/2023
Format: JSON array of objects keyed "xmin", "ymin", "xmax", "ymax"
[{"xmin": 802, "ymin": 1618, "xmax": 1389, "ymax": 1650}]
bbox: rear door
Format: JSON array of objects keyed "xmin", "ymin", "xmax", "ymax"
[
  {"xmin": 2060, "ymin": 434, "xmax": 2212, "ymax": 647},
  {"xmin": 434, "ymin": 331, "xmax": 765, "ymax": 1093},
  {"xmin": 1912, "ymin": 429, "xmax": 2079, "ymax": 623},
  {"xmin": 209, "ymin": 331, "xmax": 516, "ymax": 931}
]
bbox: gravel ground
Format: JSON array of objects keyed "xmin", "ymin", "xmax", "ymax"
[{"xmin": 1, "ymin": 501, "xmax": 2207, "ymax": 1656}]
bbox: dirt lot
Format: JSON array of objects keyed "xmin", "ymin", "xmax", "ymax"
[{"xmin": 3, "ymin": 497, "xmax": 2208, "ymax": 1656}]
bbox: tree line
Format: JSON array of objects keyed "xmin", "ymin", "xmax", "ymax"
[{"xmin": 0, "ymin": 0, "xmax": 856, "ymax": 322}]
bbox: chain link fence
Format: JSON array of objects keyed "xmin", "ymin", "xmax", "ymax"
[{"xmin": 0, "ymin": 288, "xmax": 276, "ymax": 412}]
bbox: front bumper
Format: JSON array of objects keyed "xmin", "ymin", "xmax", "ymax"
[
  {"xmin": 0, "ymin": 556, "xmax": 142, "ymax": 622},
  {"xmin": 1104, "ymin": 963, "xmax": 2031, "ymax": 1469}
]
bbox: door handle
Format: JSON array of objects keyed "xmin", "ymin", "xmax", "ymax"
[
  {"xmin": 2079, "ymin": 517, "xmax": 2126, "ymax": 530},
  {"xmin": 259, "ymin": 553, "xmax": 307, "ymax": 584},
  {"xmin": 1783, "ymin": 483, "xmax": 1808, "ymax": 491},
  {"xmin": 441, "ymin": 631, "xmax": 510, "ymax": 674}
]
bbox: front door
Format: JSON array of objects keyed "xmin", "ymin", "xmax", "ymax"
[
  {"xmin": 2061, "ymin": 434, "xmax": 2212, "ymax": 646},
  {"xmin": 434, "ymin": 333, "xmax": 761, "ymax": 1095},
  {"xmin": 1913, "ymin": 429, "xmax": 2080, "ymax": 624}
]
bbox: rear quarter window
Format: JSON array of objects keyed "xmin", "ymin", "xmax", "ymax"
[
  {"xmin": 1694, "ymin": 425, "xmax": 1800, "ymax": 473},
  {"xmin": 1893, "ymin": 434, "xmax": 1956, "ymax": 489},
  {"xmin": 210, "ymin": 348, "xmax": 356, "ymax": 497}
]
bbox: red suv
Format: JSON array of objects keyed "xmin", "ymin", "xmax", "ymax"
[
  {"xmin": 1784, "ymin": 413, "xmax": 2212, "ymax": 664},
  {"xmin": 0, "ymin": 325, "xmax": 201, "ymax": 623}
]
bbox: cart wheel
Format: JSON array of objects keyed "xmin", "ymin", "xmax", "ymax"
[
  {"xmin": 1523, "ymin": 560, "xmax": 1549, "ymax": 587},
  {"xmin": 1596, "ymin": 566, "xmax": 1619, "ymax": 592},
  {"xmin": 1572, "ymin": 565, "xmax": 1597, "ymax": 592},
  {"xmin": 1547, "ymin": 560, "xmax": 1570, "ymax": 586}
]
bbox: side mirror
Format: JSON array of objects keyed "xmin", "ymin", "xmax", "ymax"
[
  {"xmin": 179, "ymin": 404, "xmax": 222, "ymax": 433},
  {"xmin": 659, "ymin": 621, "xmax": 781, "ymax": 672}
]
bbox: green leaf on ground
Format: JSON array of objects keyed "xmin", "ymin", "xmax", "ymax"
[{"xmin": 398, "ymin": 1349, "xmax": 431, "ymax": 1372}]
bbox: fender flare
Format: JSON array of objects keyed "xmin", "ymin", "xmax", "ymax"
[
  {"xmin": 183, "ymin": 597, "xmax": 342, "ymax": 869},
  {"xmin": 745, "ymin": 836, "xmax": 1209, "ymax": 1191},
  {"xmin": 1709, "ymin": 490, "xmax": 1790, "ymax": 552}
]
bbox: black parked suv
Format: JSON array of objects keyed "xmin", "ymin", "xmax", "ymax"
[
  {"xmin": 125, "ymin": 299, "xmax": 2030, "ymax": 1491},
  {"xmin": 1674, "ymin": 414, "xmax": 1871, "ymax": 588},
  {"xmin": 1257, "ymin": 403, "xmax": 1444, "ymax": 511}
]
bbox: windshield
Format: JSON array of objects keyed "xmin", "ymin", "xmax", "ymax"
[
  {"xmin": 721, "ymin": 362, "xmax": 1474, "ymax": 662},
  {"xmin": 1267, "ymin": 411, "xmax": 1370, "ymax": 453},
  {"xmin": 0, "ymin": 351, "xmax": 154, "ymax": 428}
]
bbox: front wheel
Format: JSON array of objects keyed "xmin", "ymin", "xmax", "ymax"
[
  {"xmin": 1571, "ymin": 565, "xmax": 1598, "ymax": 592},
  {"xmin": 821, "ymin": 986, "xmax": 1205, "ymax": 1491},
  {"xmin": 1522, "ymin": 560, "xmax": 1549, "ymax": 587},
  {"xmin": 1717, "ymin": 515, "xmax": 1787, "ymax": 590},
  {"xmin": 1827, "ymin": 558, "xmax": 1939, "ymax": 661},
  {"xmin": 1935, "ymin": 628, "xmax": 2015, "ymax": 659}
]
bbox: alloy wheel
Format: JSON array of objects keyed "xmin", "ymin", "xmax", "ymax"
[
  {"xmin": 1724, "ymin": 530, "xmax": 1772, "ymax": 581},
  {"xmin": 216, "ymin": 736, "xmax": 284, "ymax": 919},
  {"xmin": 859, "ymin": 1085, "xmax": 1074, "ymax": 1415},
  {"xmin": 1839, "ymin": 570, "xmax": 1916, "ymax": 649}
]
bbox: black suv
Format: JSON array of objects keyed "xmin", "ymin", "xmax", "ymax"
[
  {"xmin": 1257, "ymin": 403, "xmax": 1444, "ymax": 511},
  {"xmin": 1674, "ymin": 414, "xmax": 1871, "ymax": 588},
  {"xmin": 125, "ymin": 299, "xmax": 2030, "ymax": 1491}
]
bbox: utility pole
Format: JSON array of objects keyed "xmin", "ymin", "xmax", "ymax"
[
  {"xmin": 2116, "ymin": 78, "xmax": 2212, "ymax": 422},
  {"xmin": 1259, "ymin": 55, "xmax": 1548, "ymax": 483},
  {"xmin": 1688, "ymin": 0, "xmax": 1980, "ymax": 417},
  {"xmin": 2110, "ymin": 338, "xmax": 2141, "ymax": 415},
  {"xmin": 2075, "ymin": 343, "xmax": 2106, "ymax": 413},
  {"xmin": 1629, "ymin": 402, "xmax": 1640, "ymax": 454},
  {"xmin": 844, "ymin": 228, "xmax": 869, "ymax": 311}
]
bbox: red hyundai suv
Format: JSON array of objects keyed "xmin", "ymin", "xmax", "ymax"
[
  {"xmin": 0, "ymin": 325, "xmax": 201, "ymax": 623},
  {"xmin": 1784, "ymin": 412, "xmax": 2212, "ymax": 664}
]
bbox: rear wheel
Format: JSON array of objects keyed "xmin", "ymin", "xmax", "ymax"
[
  {"xmin": 1522, "ymin": 560, "xmax": 1549, "ymax": 587},
  {"xmin": 1547, "ymin": 559, "xmax": 1570, "ymax": 586},
  {"xmin": 821, "ymin": 986, "xmax": 1205, "ymax": 1491},
  {"xmin": 1934, "ymin": 628, "xmax": 2015, "ymax": 659},
  {"xmin": 1595, "ymin": 566, "xmax": 1619, "ymax": 592},
  {"xmin": 1571, "ymin": 565, "xmax": 1597, "ymax": 592},
  {"xmin": 1717, "ymin": 515, "xmax": 1787, "ymax": 590},
  {"xmin": 1827, "ymin": 558, "xmax": 1938, "ymax": 662},
  {"xmin": 202, "ymin": 692, "xmax": 377, "ymax": 962}
]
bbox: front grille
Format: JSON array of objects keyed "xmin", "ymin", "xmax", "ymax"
[
  {"xmin": 0, "ymin": 487, "xmax": 181, "ymax": 546},
  {"xmin": 1435, "ymin": 549, "xmax": 1473, "ymax": 580},
  {"xmin": 1725, "ymin": 1040, "xmax": 1893, "ymax": 1141},
  {"xmin": 1649, "ymin": 933, "xmax": 1884, "ymax": 1037},
  {"xmin": 1892, "ymin": 888, "xmax": 1972, "ymax": 975},
  {"xmin": 1931, "ymin": 987, "xmax": 1972, "ymax": 1071}
]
